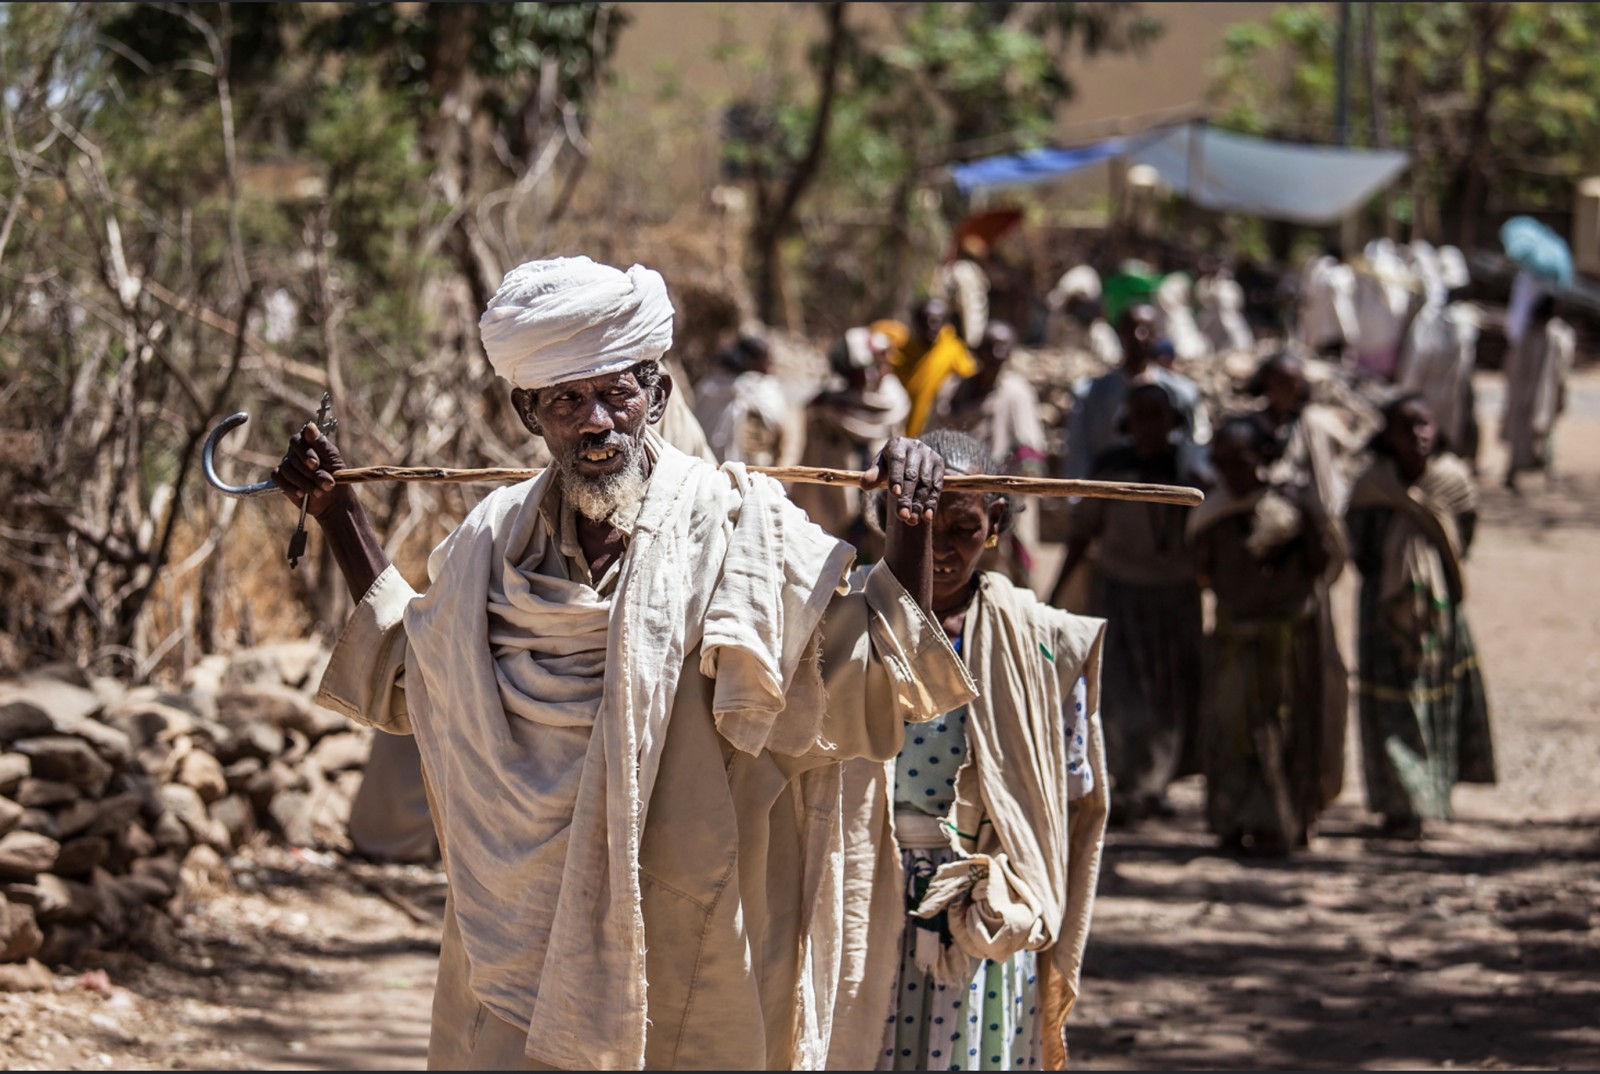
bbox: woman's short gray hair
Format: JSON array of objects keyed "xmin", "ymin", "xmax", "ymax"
[{"xmin": 869, "ymin": 427, "xmax": 1016, "ymax": 535}]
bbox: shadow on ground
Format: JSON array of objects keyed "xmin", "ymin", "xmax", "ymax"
[{"xmin": 1072, "ymin": 809, "xmax": 1600, "ymax": 1071}]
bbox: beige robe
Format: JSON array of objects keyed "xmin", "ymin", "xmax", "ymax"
[
  {"xmin": 343, "ymin": 404, "xmax": 716, "ymax": 864},
  {"xmin": 829, "ymin": 573, "xmax": 1110, "ymax": 1071},
  {"xmin": 1502, "ymin": 317, "xmax": 1574, "ymax": 474},
  {"xmin": 318, "ymin": 441, "xmax": 976, "ymax": 1071}
]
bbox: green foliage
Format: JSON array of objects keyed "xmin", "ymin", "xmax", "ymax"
[
  {"xmin": 727, "ymin": 2, "xmax": 1161, "ymax": 331},
  {"xmin": 1209, "ymin": 2, "xmax": 1600, "ymax": 242}
]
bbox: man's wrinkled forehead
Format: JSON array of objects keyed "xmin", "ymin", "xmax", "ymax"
[{"xmin": 540, "ymin": 368, "xmax": 642, "ymax": 395}]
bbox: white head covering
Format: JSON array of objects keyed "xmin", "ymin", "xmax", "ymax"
[
  {"xmin": 1048, "ymin": 264, "xmax": 1102, "ymax": 309},
  {"xmin": 479, "ymin": 256, "xmax": 675, "ymax": 390},
  {"xmin": 1437, "ymin": 245, "xmax": 1470, "ymax": 292}
]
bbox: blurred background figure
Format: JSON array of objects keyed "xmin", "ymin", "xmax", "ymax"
[
  {"xmin": 1052, "ymin": 382, "xmax": 1209, "ymax": 825},
  {"xmin": 1298, "ymin": 242, "xmax": 1361, "ymax": 360},
  {"xmin": 1155, "ymin": 270, "xmax": 1211, "ymax": 362},
  {"xmin": 927, "ymin": 320, "xmax": 1048, "ymax": 589},
  {"xmin": 1396, "ymin": 243, "xmax": 1480, "ymax": 462},
  {"xmin": 934, "ymin": 232, "xmax": 993, "ymax": 348},
  {"xmin": 876, "ymin": 296, "xmax": 976, "ymax": 438},
  {"xmin": 1349, "ymin": 238, "xmax": 1419, "ymax": 381},
  {"xmin": 1500, "ymin": 294, "xmax": 1575, "ymax": 492},
  {"xmin": 790, "ymin": 326, "xmax": 910, "ymax": 561},
  {"xmin": 691, "ymin": 333, "xmax": 793, "ymax": 467},
  {"xmin": 1196, "ymin": 263, "xmax": 1256, "ymax": 355},
  {"xmin": 1064, "ymin": 303, "xmax": 1211, "ymax": 482},
  {"xmin": 1250, "ymin": 352, "xmax": 1363, "ymax": 523},
  {"xmin": 1047, "ymin": 264, "xmax": 1123, "ymax": 364},
  {"xmin": 1346, "ymin": 394, "xmax": 1496, "ymax": 840},
  {"xmin": 1247, "ymin": 352, "xmax": 1357, "ymax": 824},
  {"xmin": 1190, "ymin": 418, "xmax": 1341, "ymax": 857}
]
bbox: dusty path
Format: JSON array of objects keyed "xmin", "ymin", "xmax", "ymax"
[
  {"xmin": 2, "ymin": 372, "xmax": 1597, "ymax": 1072},
  {"xmin": 1072, "ymin": 370, "xmax": 1600, "ymax": 1070}
]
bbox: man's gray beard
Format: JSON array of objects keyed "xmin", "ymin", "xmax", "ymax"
[{"xmin": 553, "ymin": 439, "xmax": 649, "ymax": 528}]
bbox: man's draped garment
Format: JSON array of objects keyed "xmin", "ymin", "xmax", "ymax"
[{"xmin": 317, "ymin": 436, "xmax": 975, "ymax": 1069}]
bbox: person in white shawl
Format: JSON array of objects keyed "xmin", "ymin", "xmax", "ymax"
[
  {"xmin": 1154, "ymin": 271, "xmax": 1211, "ymax": 362},
  {"xmin": 1046, "ymin": 264, "xmax": 1122, "ymax": 366},
  {"xmin": 1349, "ymin": 238, "xmax": 1421, "ymax": 381},
  {"xmin": 270, "ymin": 256, "xmax": 976, "ymax": 1071},
  {"xmin": 1396, "ymin": 243, "xmax": 1479, "ymax": 459},
  {"xmin": 1298, "ymin": 244, "xmax": 1360, "ymax": 360},
  {"xmin": 1196, "ymin": 268, "xmax": 1255, "ymax": 356},
  {"xmin": 691, "ymin": 333, "xmax": 795, "ymax": 467},
  {"xmin": 1500, "ymin": 292, "xmax": 1575, "ymax": 491},
  {"xmin": 829, "ymin": 429, "xmax": 1109, "ymax": 1071}
]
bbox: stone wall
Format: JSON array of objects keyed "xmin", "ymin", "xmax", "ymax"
[{"xmin": 0, "ymin": 643, "xmax": 366, "ymax": 984}]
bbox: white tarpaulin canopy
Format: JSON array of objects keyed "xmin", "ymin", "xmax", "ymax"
[
  {"xmin": 950, "ymin": 122, "xmax": 1410, "ymax": 227},
  {"xmin": 1130, "ymin": 123, "xmax": 1409, "ymax": 226}
]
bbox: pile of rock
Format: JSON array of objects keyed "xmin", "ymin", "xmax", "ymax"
[{"xmin": 0, "ymin": 642, "xmax": 368, "ymax": 981}]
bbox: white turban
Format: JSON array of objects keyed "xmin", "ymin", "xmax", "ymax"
[{"xmin": 479, "ymin": 256, "xmax": 675, "ymax": 390}]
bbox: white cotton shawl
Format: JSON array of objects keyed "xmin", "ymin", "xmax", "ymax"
[
  {"xmin": 400, "ymin": 432, "xmax": 855, "ymax": 1069},
  {"xmin": 480, "ymin": 256, "xmax": 676, "ymax": 390}
]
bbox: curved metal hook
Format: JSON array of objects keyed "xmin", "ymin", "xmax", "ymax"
[{"xmin": 203, "ymin": 412, "xmax": 278, "ymax": 498}]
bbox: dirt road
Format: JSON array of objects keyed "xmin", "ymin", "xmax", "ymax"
[{"xmin": 1, "ymin": 371, "xmax": 1596, "ymax": 1071}]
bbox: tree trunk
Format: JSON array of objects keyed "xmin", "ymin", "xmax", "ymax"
[{"xmin": 749, "ymin": 2, "xmax": 847, "ymax": 327}]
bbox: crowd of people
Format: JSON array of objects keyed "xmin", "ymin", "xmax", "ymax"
[{"xmin": 271, "ymin": 232, "xmax": 1575, "ymax": 1069}]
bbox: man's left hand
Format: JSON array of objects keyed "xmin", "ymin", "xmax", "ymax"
[{"xmin": 862, "ymin": 436, "xmax": 946, "ymax": 527}]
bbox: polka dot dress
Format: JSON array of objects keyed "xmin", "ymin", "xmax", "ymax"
[
  {"xmin": 881, "ymin": 629, "xmax": 1091, "ymax": 1071},
  {"xmin": 893, "ymin": 706, "xmax": 970, "ymax": 815},
  {"xmin": 887, "ymin": 693, "xmax": 1043, "ymax": 1068},
  {"xmin": 884, "ymin": 857, "xmax": 1044, "ymax": 1071}
]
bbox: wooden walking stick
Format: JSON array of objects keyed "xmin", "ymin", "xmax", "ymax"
[{"xmin": 204, "ymin": 411, "xmax": 1205, "ymax": 509}]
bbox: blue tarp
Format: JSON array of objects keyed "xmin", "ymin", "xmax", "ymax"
[
  {"xmin": 950, "ymin": 123, "xmax": 1411, "ymax": 227},
  {"xmin": 950, "ymin": 136, "xmax": 1144, "ymax": 195}
]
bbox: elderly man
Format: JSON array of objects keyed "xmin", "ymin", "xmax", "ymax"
[{"xmin": 271, "ymin": 256, "xmax": 974, "ymax": 1070}]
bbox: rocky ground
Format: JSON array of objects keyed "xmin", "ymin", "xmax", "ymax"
[{"xmin": 1, "ymin": 370, "xmax": 1597, "ymax": 1071}]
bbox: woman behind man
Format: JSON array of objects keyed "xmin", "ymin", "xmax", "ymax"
[
  {"xmin": 1051, "ymin": 381, "xmax": 1209, "ymax": 824},
  {"xmin": 1190, "ymin": 419, "xmax": 1342, "ymax": 855},
  {"xmin": 1346, "ymin": 394, "xmax": 1496, "ymax": 838},
  {"xmin": 1246, "ymin": 352, "xmax": 1362, "ymax": 820},
  {"xmin": 830, "ymin": 429, "xmax": 1109, "ymax": 1071}
]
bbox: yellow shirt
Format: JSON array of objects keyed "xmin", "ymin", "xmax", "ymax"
[{"xmin": 877, "ymin": 320, "xmax": 977, "ymax": 438}]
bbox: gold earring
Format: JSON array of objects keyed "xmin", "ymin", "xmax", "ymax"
[{"xmin": 984, "ymin": 534, "xmax": 1000, "ymax": 549}]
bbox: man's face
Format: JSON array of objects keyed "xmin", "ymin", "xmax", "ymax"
[{"xmin": 512, "ymin": 368, "xmax": 672, "ymax": 517}]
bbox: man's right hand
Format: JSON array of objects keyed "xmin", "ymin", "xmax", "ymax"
[{"xmin": 271, "ymin": 422, "xmax": 352, "ymax": 520}]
